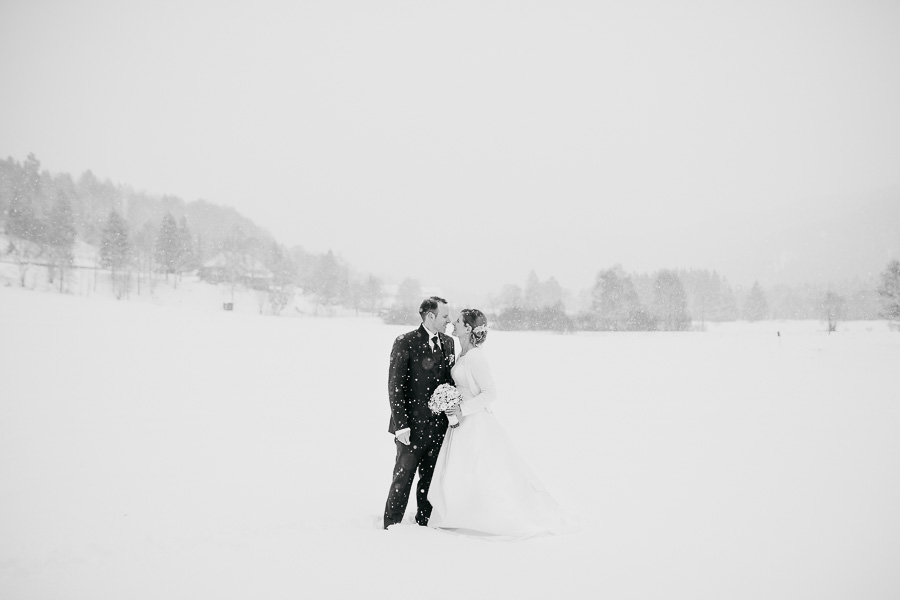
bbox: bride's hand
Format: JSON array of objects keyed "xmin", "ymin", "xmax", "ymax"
[{"xmin": 445, "ymin": 405, "xmax": 462, "ymax": 418}]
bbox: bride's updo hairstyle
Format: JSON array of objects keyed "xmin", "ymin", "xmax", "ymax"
[{"xmin": 461, "ymin": 308, "xmax": 488, "ymax": 347}]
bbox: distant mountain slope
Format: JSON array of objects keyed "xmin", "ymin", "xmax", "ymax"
[
  {"xmin": 0, "ymin": 154, "xmax": 276, "ymax": 253},
  {"xmin": 772, "ymin": 192, "xmax": 899, "ymax": 283},
  {"xmin": 722, "ymin": 190, "xmax": 900, "ymax": 286}
]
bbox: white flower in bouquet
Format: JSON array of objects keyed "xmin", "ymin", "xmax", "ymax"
[{"xmin": 429, "ymin": 383, "xmax": 463, "ymax": 429}]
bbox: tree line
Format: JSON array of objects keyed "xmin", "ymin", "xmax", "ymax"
[
  {"xmin": 380, "ymin": 262, "xmax": 899, "ymax": 332},
  {"xmin": 484, "ymin": 266, "xmax": 898, "ymax": 332},
  {"xmin": 490, "ymin": 268, "xmax": 731, "ymax": 332},
  {"xmin": 3, "ymin": 153, "xmax": 898, "ymax": 327}
]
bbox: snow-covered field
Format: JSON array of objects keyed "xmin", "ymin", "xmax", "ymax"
[{"xmin": 2, "ymin": 285, "xmax": 899, "ymax": 599}]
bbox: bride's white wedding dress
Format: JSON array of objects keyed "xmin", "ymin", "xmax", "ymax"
[{"xmin": 427, "ymin": 347, "xmax": 567, "ymax": 539}]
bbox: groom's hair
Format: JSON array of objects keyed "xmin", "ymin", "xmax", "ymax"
[{"xmin": 419, "ymin": 296, "xmax": 448, "ymax": 321}]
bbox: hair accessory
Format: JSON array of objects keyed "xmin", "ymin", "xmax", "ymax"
[{"xmin": 473, "ymin": 324, "xmax": 488, "ymax": 334}]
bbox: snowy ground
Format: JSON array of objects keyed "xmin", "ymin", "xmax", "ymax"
[{"xmin": 2, "ymin": 284, "xmax": 899, "ymax": 599}]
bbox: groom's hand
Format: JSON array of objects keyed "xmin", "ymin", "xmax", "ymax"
[{"xmin": 395, "ymin": 428, "xmax": 411, "ymax": 445}]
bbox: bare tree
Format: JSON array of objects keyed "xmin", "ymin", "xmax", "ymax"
[{"xmin": 821, "ymin": 291, "xmax": 845, "ymax": 333}]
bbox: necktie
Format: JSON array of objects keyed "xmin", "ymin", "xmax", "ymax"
[{"xmin": 431, "ymin": 335, "xmax": 442, "ymax": 359}]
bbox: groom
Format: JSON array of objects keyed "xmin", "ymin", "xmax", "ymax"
[{"xmin": 383, "ymin": 296, "xmax": 455, "ymax": 529}]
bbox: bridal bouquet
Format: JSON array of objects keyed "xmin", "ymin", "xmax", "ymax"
[{"xmin": 429, "ymin": 383, "xmax": 463, "ymax": 429}]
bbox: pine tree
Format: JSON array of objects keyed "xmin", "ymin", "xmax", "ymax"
[
  {"xmin": 155, "ymin": 213, "xmax": 180, "ymax": 278},
  {"xmin": 100, "ymin": 211, "xmax": 130, "ymax": 269},
  {"xmin": 177, "ymin": 216, "xmax": 196, "ymax": 273},
  {"xmin": 592, "ymin": 266, "xmax": 642, "ymax": 330},
  {"xmin": 877, "ymin": 260, "xmax": 900, "ymax": 321},
  {"xmin": 363, "ymin": 275, "xmax": 384, "ymax": 314},
  {"xmin": 523, "ymin": 270, "xmax": 542, "ymax": 310},
  {"xmin": 100, "ymin": 211, "xmax": 131, "ymax": 298},
  {"xmin": 5, "ymin": 190, "xmax": 38, "ymax": 241},
  {"xmin": 221, "ymin": 225, "xmax": 250, "ymax": 305},
  {"xmin": 46, "ymin": 194, "xmax": 76, "ymax": 291},
  {"xmin": 743, "ymin": 282, "xmax": 769, "ymax": 321},
  {"xmin": 266, "ymin": 242, "xmax": 295, "ymax": 315},
  {"xmin": 311, "ymin": 250, "xmax": 347, "ymax": 307},
  {"xmin": 5, "ymin": 154, "xmax": 43, "ymax": 243},
  {"xmin": 711, "ymin": 272, "xmax": 739, "ymax": 321},
  {"xmin": 651, "ymin": 270, "xmax": 691, "ymax": 331},
  {"xmin": 3, "ymin": 156, "xmax": 46, "ymax": 287},
  {"xmin": 132, "ymin": 222, "xmax": 157, "ymax": 295},
  {"xmin": 497, "ymin": 284, "xmax": 523, "ymax": 311}
]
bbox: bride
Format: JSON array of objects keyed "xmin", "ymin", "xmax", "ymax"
[{"xmin": 427, "ymin": 308, "xmax": 567, "ymax": 539}]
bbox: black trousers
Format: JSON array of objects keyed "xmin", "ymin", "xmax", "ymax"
[{"xmin": 383, "ymin": 436, "xmax": 442, "ymax": 528}]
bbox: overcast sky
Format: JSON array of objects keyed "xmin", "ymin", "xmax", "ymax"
[{"xmin": 2, "ymin": 0, "xmax": 899, "ymax": 301}]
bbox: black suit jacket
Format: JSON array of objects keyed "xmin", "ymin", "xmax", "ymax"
[{"xmin": 387, "ymin": 325, "xmax": 456, "ymax": 441}]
